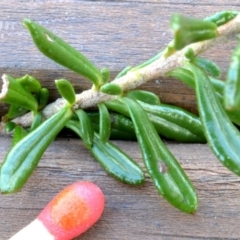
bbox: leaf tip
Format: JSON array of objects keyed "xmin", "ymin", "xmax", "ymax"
[{"xmin": 22, "ymin": 18, "xmax": 32, "ymax": 28}]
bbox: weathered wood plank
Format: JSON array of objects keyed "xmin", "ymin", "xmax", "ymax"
[
  {"xmin": 1, "ymin": 136, "xmax": 240, "ymax": 239},
  {"xmin": 1, "ymin": 1, "xmax": 239, "ymax": 117},
  {"xmin": 1, "ymin": 1, "xmax": 240, "ymax": 240}
]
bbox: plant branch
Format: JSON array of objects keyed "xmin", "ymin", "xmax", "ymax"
[{"xmin": 1, "ymin": 13, "xmax": 240, "ymax": 131}]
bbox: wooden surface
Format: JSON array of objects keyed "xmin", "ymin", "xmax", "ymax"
[
  {"xmin": 0, "ymin": 0, "xmax": 239, "ymax": 115},
  {"xmin": 2, "ymin": 137, "xmax": 240, "ymax": 240},
  {"xmin": 1, "ymin": 1, "xmax": 240, "ymax": 239}
]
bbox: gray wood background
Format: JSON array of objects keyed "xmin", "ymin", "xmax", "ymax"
[{"xmin": 1, "ymin": 1, "xmax": 240, "ymax": 239}]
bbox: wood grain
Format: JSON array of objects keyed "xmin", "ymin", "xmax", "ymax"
[
  {"xmin": 1, "ymin": 136, "xmax": 240, "ymax": 239},
  {"xmin": 0, "ymin": 0, "xmax": 239, "ymax": 117},
  {"xmin": 1, "ymin": 1, "xmax": 240, "ymax": 239}
]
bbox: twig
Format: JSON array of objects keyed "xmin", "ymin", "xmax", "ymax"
[{"xmin": 2, "ymin": 14, "xmax": 240, "ymax": 130}]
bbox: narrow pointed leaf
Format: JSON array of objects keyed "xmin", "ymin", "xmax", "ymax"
[
  {"xmin": 192, "ymin": 57, "xmax": 221, "ymax": 78},
  {"xmin": 122, "ymin": 97, "xmax": 198, "ymax": 213},
  {"xmin": 11, "ymin": 126, "xmax": 29, "ymax": 147},
  {"xmin": 17, "ymin": 74, "xmax": 41, "ymax": 94},
  {"xmin": 55, "ymin": 79, "xmax": 76, "ymax": 105},
  {"xmin": 37, "ymin": 88, "xmax": 49, "ymax": 110},
  {"xmin": 0, "ymin": 74, "xmax": 38, "ymax": 112},
  {"xmin": 66, "ymin": 120, "xmax": 145, "ymax": 185},
  {"xmin": 100, "ymin": 83, "xmax": 123, "ymax": 96},
  {"xmin": 190, "ymin": 63, "xmax": 240, "ymax": 176},
  {"xmin": 2, "ymin": 105, "xmax": 28, "ymax": 122},
  {"xmin": 0, "ymin": 106, "xmax": 73, "ymax": 193},
  {"xmin": 126, "ymin": 90, "xmax": 161, "ymax": 105},
  {"xmin": 23, "ymin": 18, "xmax": 102, "ymax": 88},
  {"xmin": 224, "ymin": 44, "xmax": 240, "ymax": 110},
  {"xmin": 4, "ymin": 122, "xmax": 16, "ymax": 132},
  {"xmin": 30, "ymin": 112, "xmax": 43, "ymax": 131},
  {"xmin": 75, "ymin": 109, "xmax": 94, "ymax": 149},
  {"xmin": 167, "ymin": 66, "xmax": 240, "ymax": 126},
  {"xmin": 100, "ymin": 68, "xmax": 110, "ymax": 84},
  {"xmin": 204, "ymin": 11, "xmax": 239, "ymax": 27},
  {"xmin": 105, "ymin": 99, "xmax": 205, "ymax": 142},
  {"xmin": 87, "ymin": 111, "xmax": 136, "ymax": 140},
  {"xmin": 171, "ymin": 14, "xmax": 217, "ymax": 50},
  {"xmin": 98, "ymin": 103, "xmax": 111, "ymax": 142}
]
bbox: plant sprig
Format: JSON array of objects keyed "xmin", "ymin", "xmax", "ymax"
[
  {"xmin": 7, "ymin": 12, "xmax": 240, "ymax": 128},
  {"xmin": 1, "ymin": 11, "xmax": 240, "ymax": 215}
]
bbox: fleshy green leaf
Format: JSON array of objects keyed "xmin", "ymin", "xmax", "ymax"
[
  {"xmin": 171, "ymin": 14, "xmax": 218, "ymax": 50},
  {"xmin": 122, "ymin": 97, "xmax": 198, "ymax": 213},
  {"xmin": 23, "ymin": 18, "xmax": 102, "ymax": 89},
  {"xmin": 2, "ymin": 105, "xmax": 28, "ymax": 122},
  {"xmin": 98, "ymin": 103, "xmax": 111, "ymax": 142},
  {"xmin": 55, "ymin": 79, "xmax": 76, "ymax": 105},
  {"xmin": 204, "ymin": 11, "xmax": 239, "ymax": 27},
  {"xmin": 37, "ymin": 88, "xmax": 49, "ymax": 110},
  {"xmin": 17, "ymin": 74, "xmax": 41, "ymax": 94},
  {"xmin": 192, "ymin": 57, "xmax": 221, "ymax": 78},
  {"xmin": 66, "ymin": 119, "xmax": 145, "ymax": 185},
  {"xmin": 100, "ymin": 83, "xmax": 123, "ymax": 96},
  {"xmin": 126, "ymin": 90, "xmax": 161, "ymax": 105},
  {"xmin": 100, "ymin": 68, "xmax": 110, "ymax": 84},
  {"xmin": 30, "ymin": 112, "xmax": 43, "ymax": 131},
  {"xmin": 4, "ymin": 122, "xmax": 17, "ymax": 132},
  {"xmin": 0, "ymin": 74, "xmax": 38, "ymax": 112},
  {"xmin": 75, "ymin": 109, "xmax": 94, "ymax": 149},
  {"xmin": 0, "ymin": 106, "xmax": 73, "ymax": 193},
  {"xmin": 224, "ymin": 43, "xmax": 240, "ymax": 110}
]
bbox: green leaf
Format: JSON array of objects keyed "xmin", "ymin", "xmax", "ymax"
[
  {"xmin": 37, "ymin": 88, "xmax": 49, "ymax": 110},
  {"xmin": 224, "ymin": 43, "xmax": 240, "ymax": 110},
  {"xmin": 66, "ymin": 120, "xmax": 145, "ymax": 185},
  {"xmin": 100, "ymin": 68, "xmax": 110, "ymax": 84},
  {"xmin": 190, "ymin": 63, "xmax": 240, "ymax": 176},
  {"xmin": 23, "ymin": 18, "xmax": 102, "ymax": 89},
  {"xmin": 126, "ymin": 90, "xmax": 161, "ymax": 105},
  {"xmin": 55, "ymin": 79, "xmax": 76, "ymax": 105},
  {"xmin": 4, "ymin": 122, "xmax": 17, "ymax": 132},
  {"xmin": 0, "ymin": 106, "xmax": 73, "ymax": 193},
  {"xmin": 171, "ymin": 14, "xmax": 218, "ymax": 50},
  {"xmin": 17, "ymin": 74, "xmax": 41, "ymax": 94},
  {"xmin": 11, "ymin": 126, "xmax": 29, "ymax": 147},
  {"xmin": 167, "ymin": 66, "xmax": 240, "ymax": 126},
  {"xmin": 0, "ymin": 74, "xmax": 38, "ymax": 112},
  {"xmin": 122, "ymin": 97, "xmax": 198, "ymax": 213},
  {"xmin": 104, "ymin": 99, "xmax": 129, "ymax": 116},
  {"xmin": 192, "ymin": 57, "xmax": 221, "ymax": 78},
  {"xmin": 2, "ymin": 105, "xmax": 28, "ymax": 122},
  {"xmin": 75, "ymin": 109, "xmax": 94, "ymax": 149},
  {"xmin": 204, "ymin": 11, "xmax": 239, "ymax": 27},
  {"xmin": 100, "ymin": 83, "xmax": 123, "ymax": 96},
  {"xmin": 184, "ymin": 48, "xmax": 195, "ymax": 60},
  {"xmin": 98, "ymin": 103, "xmax": 111, "ymax": 142},
  {"xmin": 167, "ymin": 66, "xmax": 196, "ymax": 89},
  {"xmin": 30, "ymin": 112, "xmax": 43, "ymax": 131},
  {"xmin": 87, "ymin": 111, "xmax": 136, "ymax": 140},
  {"xmin": 105, "ymin": 98, "xmax": 204, "ymax": 142},
  {"xmin": 139, "ymin": 101, "xmax": 205, "ymax": 143}
]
